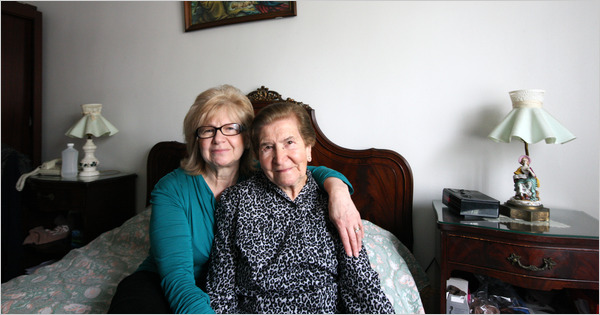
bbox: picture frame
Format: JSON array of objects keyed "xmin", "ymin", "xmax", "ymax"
[{"xmin": 184, "ymin": 1, "xmax": 297, "ymax": 32}]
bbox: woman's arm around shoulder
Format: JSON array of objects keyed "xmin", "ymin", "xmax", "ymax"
[{"xmin": 309, "ymin": 166, "xmax": 363, "ymax": 257}]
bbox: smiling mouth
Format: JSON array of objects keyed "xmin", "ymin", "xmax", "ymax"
[{"xmin": 211, "ymin": 149, "xmax": 229, "ymax": 154}]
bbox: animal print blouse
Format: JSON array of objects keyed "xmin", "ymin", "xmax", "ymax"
[{"xmin": 207, "ymin": 170, "xmax": 394, "ymax": 314}]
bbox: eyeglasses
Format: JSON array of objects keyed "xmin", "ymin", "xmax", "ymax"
[{"xmin": 195, "ymin": 123, "xmax": 244, "ymax": 139}]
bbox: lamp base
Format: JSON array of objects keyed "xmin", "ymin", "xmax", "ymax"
[
  {"xmin": 79, "ymin": 168, "xmax": 100, "ymax": 177},
  {"xmin": 500, "ymin": 201, "xmax": 549, "ymax": 222},
  {"xmin": 79, "ymin": 137, "xmax": 100, "ymax": 177}
]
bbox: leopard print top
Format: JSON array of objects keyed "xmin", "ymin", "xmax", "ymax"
[{"xmin": 207, "ymin": 171, "xmax": 394, "ymax": 314}]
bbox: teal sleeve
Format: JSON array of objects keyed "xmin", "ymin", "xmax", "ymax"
[
  {"xmin": 149, "ymin": 171, "xmax": 216, "ymax": 314},
  {"xmin": 308, "ymin": 165, "xmax": 354, "ymax": 195}
]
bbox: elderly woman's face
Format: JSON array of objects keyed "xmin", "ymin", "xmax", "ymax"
[
  {"xmin": 198, "ymin": 109, "xmax": 245, "ymax": 171},
  {"xmin": 258, "ymin": 117, "xmax": 312, "ymax": 198}
]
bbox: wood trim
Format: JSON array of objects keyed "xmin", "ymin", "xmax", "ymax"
[{"xmin": 1, "ymin": 2, "xmax": 43, "ymax": 165}]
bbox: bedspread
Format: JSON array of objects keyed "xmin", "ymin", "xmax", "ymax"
[
  {"xmin": 1, "ymin": 210, "xmax": 151, "ymax": 314},
  {"xmin": 1, "ymin": 209, "xmax": 425, "ymax": 314}
]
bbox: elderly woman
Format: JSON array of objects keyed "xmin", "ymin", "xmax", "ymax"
[
  {"xmin": 207, "ymin": 102, "xmax": 394, "ymax": 314},
  {"xmin": 108, "ymin": 86, "xmax": 362, "ymax": 314}
]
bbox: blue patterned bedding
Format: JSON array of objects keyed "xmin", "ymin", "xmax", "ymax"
[{"xmin": 1, "ymin": 209, "xmax": 426, "ymax": 314}]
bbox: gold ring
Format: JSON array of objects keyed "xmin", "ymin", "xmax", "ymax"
[{"xmin": 354, "ymin": 227, "xmax": 360, "ymax": 233}]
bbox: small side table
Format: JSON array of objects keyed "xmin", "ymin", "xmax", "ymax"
[
  {"xmin": 433, "ymin": 200, "xmax": 598, "ymax": 313},
  {"xmin": 22, "ymin": 171, "xmax": 137, "ymax": 267}
]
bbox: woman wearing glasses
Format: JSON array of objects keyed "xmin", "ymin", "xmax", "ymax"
[
  {"xmin": 207, "ymin": 102, "xmax": 393, "ymax": 314},
  {"xmin": 108, "ymin": 85, "xmax": 362, "ymax": 314}
]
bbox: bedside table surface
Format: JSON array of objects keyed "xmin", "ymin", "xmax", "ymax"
[
  {"xmin": 29, "ymin": 170, "xmax": 135, "ymax": 183},
  {"xmin": 433, "ymin": 200, "xmax": 598, "ymax": 239}
]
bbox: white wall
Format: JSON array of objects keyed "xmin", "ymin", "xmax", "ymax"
[{"xmin": 31, "ymin": 1, "xmax": 600, "ymax": 269}]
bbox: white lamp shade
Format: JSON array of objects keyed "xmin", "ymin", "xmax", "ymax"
[
  {"xmin": 488, "ymin": 90, "xmax": 576, "ymax": 144},
  {"xmin": 65, "ymin": 104, "xmax": 118, "ymax": 138}
]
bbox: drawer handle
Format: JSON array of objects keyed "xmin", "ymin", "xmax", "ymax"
[{"xmin": 507, "ymin": 253, "xmax": 556, "ymax": 271}]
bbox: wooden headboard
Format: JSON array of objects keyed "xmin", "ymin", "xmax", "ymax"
[{"xmin": 146, "ymin": 86, "xmax": 414, "ymax": 251}]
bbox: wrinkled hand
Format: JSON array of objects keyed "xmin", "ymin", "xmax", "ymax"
[{"xmin": 326, "ymin": 179, "xmax": 364, "ymax": 257}]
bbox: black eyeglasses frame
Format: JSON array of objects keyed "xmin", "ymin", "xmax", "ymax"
[{"xmin": 195, "ymin": 123, "xmax": 245, "ymax": 139}]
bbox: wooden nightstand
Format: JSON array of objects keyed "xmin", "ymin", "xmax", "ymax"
[
  {"xmin": 433, "ymin": 200, "xmax": 598, "ymax": 313},
  {"xmin": 22, "ymin": 171, "xmax": 137, "ymax": 268}
]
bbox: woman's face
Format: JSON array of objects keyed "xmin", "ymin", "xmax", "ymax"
[
  {"xmin": 198, "ymin": 109, "xmax": 245, "ymax": 171},
  {"xmin": 258, "ymin": 117, "xmax": 312, "ymax": 198}
]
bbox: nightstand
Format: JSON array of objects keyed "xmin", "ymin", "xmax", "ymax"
[
  {"xmin": 433, "ymin": 200, "xmax": 598, "ymax": 313},
  {"xmin": 22, "ymin": 171, "xmax": 137, "ymax": 268}
]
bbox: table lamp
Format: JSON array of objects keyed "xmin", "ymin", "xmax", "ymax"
[
  {"xmin": 65, "ymin": 103, "xmax": 118, "ymax": 177},
  {"xmin": 488, "ymin": 90, "xmax": 575, "ymax": 221}
]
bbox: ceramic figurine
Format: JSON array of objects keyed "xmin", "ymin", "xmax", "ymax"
[{"xmin": 511, "ymin": 155, "xmax": 541, "ymax": 206}]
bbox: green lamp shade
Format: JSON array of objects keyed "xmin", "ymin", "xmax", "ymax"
[
  {"xmin": 65, "ymin": 104, "xmax": 118, "ymax": 138},
  {"xmin": 488, "ymin": 90, "xmax": 575, "ymax": 144}
]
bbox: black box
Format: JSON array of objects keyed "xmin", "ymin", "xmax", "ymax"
[{"xmin": 442, "ymin": 188, "xmax": 499, "ymax": 218}]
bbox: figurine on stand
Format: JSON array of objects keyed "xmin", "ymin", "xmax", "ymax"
[{"xmin": 511, "ymin": 155, "xmax": 540, "ymax": 204}]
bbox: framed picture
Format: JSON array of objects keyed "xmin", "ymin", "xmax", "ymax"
[{"xmin": 184, "ymin": 1, "xmax": 297, "ymax": 32}]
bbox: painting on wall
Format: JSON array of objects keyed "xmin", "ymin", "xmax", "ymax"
[{"xmin": 184, "ymin": 1, "xmax": 297, "ymax": 32}]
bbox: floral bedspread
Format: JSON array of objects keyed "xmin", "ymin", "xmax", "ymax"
[{"xmin": 1, "ymin": 209, "xmax": 426, "ymax": 314}]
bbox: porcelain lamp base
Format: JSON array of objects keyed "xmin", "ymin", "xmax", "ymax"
[
  {"xmin": 79, "ymin": 137, "xmax": 100, "ymax": 177},
  {"xmin": 79, "ymin": 168, "xmax": 100, "ymax": 177}
]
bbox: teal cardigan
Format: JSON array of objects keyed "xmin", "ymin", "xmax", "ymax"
[{"xmin": 137, "ymin": 166, "xmax": 352, "ymax": 314}]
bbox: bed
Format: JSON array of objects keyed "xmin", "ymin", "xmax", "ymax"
[{"xmin": 1, "ymin": 86, "xmax": 429, "ymax": 314}]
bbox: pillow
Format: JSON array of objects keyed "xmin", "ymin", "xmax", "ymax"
[{"xmin": 363, "ymin": 220, "xmax": 427, "ymax": 314}]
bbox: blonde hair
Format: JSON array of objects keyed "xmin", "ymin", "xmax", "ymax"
[
  {"xmin": 181, "ymin": 85, "xmax": 255, "ymax": 176},
  {"xmin": 250, "ymin": 102, "xmax": 316, "ymax": 157}
]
